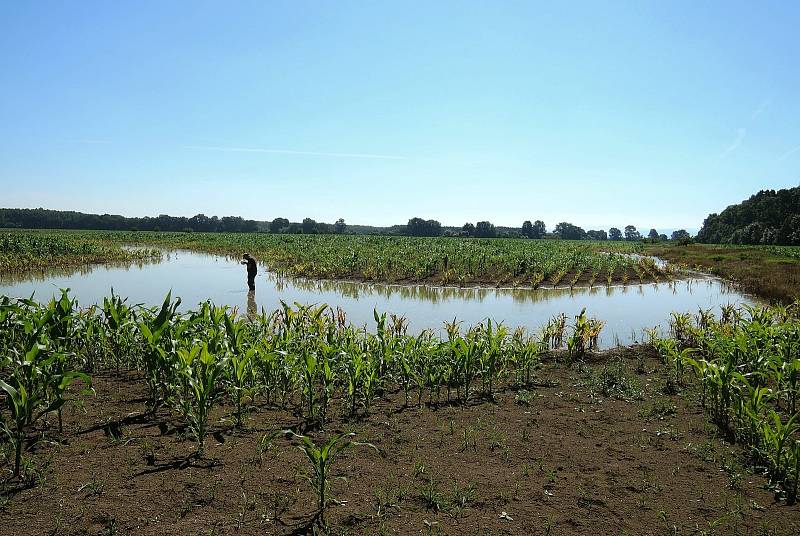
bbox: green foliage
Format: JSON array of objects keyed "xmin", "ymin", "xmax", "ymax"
[
  {"xmin": 0, "ymin": 288, "xmax": 609, "ymax": 479},
  {"xmin": 567, "ymin": 308, "xmax": 605, "ymax": 360},
  {"xmin": 0, "ymin": 231, "xmax": 159, "ymax": 273},
  {"xmin": 697, "ymin": 186, "xmax": 800, "ymax": 245},
  {"xmin": 116, "ymin": 231, "xmax": 664, "ymax": 287},
  {"xmin": 0, "ymin": 293, "xmax": 92, "ymax": 476},
  {"xmin": 661, "ymin": 302, "xmax": 800, "ymax": 502},
  {"xmin": 2, "ymin": 230, "xmax": 673, "ymax": 291},
  {"xmin": 406, "ymin": 218, "xmax": 442, "ymax": 237},
  {"xmin": 175, "ymin": 343, "xmax": 226, "ymax": 454},
  {"xmin": 554, "ymin": 222, "xmax": 586, "ymax": 240}
]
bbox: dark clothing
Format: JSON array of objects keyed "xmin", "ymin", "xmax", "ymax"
[
  {"xmin": 244, "ymin": 257, "xmax": 257, "ymax": 290},
  {"xmin": 245, "ymin": 258, "xmax": 257, "ymax": 276}
]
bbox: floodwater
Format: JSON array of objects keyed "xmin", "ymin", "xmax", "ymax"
[{"xmin": 0, "ymin": 250, "xmax": 758, "ymax": 348}]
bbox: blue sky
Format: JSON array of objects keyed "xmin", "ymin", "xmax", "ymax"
[{"xmin": 1, "ymin": 1, "xmax": 798, "ymax": 232}]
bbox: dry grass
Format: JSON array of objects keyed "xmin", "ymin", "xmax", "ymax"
[{"xmin": 646, "ymin": 243, "xmax": 800, "ymax": 304}]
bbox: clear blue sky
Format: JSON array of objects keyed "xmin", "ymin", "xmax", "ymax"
[{"xmin": 1, "ymin": 1, "xmax": 798, "ymax": 232}]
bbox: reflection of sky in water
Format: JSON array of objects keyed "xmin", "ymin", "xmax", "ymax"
[{"xmin": 0, "ymin": 250, "xmax": 758, "ymax": 349}]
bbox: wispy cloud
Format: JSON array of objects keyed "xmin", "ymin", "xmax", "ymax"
[
  {"xmin": 777, "ymin": 144, "xmax": 800, "ymax": 162},
  {"xmin": 720, "ymin": 128, "xmax": 746, "ymax": 158},
  {"xmin": 751, "ymin": 99, "xmax": 770, "ymax": 120},
  {"xmin": 184, "ymin": 145, "xmax": 407, "ymax": 160}
]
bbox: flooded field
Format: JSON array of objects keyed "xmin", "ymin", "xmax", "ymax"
[{"xmin": 0, "ymin": 249, "xmax": 757, "ymax": 348}]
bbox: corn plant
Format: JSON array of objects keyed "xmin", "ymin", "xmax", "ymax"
[
  {"xmin": 224, "ymin": 312, "xmax": 254, "ymax": 427},
  {"xmin": 286, "ymin": 431, "xmax": 377, "ymax": 525},
  {"xmin": 175, "ymin": 342, "xmax": 226, "ymax": 455},
  {"xmin": 299, "ymin": 350, "xmax": 319, "ymax": 422},
  {"xmin": 670, "ymin": 302, "xmax": 800, "ymax": 501},
  {"xmin": 0, "ymin": 341, "xmax": 90, "ymax": 477},
  {"xmin": 137, "ymin": 292, "xmax": 182, "ymax": 414},
  {"xmin": 567, "ymin": 309, "xmax": 590, "ymax": 360}
]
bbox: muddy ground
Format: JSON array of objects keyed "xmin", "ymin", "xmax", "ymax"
[{"xmin": 2, "ymin": 349, "xmax": 798, "ymax": 535}]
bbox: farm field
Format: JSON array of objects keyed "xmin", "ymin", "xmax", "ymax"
[
  {"xmin": 4, "ymin": 2, "xmax": 800, "ymax": 535},
  {"xmin": 0, "ymin": 231, "xmax": 160, "ymax": 274},
  {"xmin": 1, "ymin": 288, "xmax": 799, "ymax": 534},
  {"xmin": 1, "ymin": 230, "xmax": 672, "ymax": 289}
]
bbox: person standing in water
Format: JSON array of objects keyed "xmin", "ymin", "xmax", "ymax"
[{"xmin": 241, "ymin": 254, "xmax": 257, "ymax": 291}]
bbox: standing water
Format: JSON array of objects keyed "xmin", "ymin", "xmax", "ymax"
[{"xmin": 0, "ymin": 250, "xmax": 758, "ymax": 348}]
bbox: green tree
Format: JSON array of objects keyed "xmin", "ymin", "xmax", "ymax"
[
  {"xmin": 270, "ymin": 217, "xmax": 290, "ymax": 233},
  {"xmin": 554, "ymin": 222, "xmax": 586, "ymax": 240},
  {"xmin": 475, "ymin": 221, "xmax": 496, "ymax": 238},
  {"xmin": 586, "ymin": 229, "xmax": 607, "ymax": 240},
  {"xmin": 532, "ymin": 220, "xmax": 546, "ymax": 239},
  {"xmin": 696, "ymin": 186, "xmax": 800, "ymax": 245},
  {"xmin": 624, "ymin": 225, "xmax": 641, "ymax": 241},
  {"xmin": 406, "ymin": 218, "xmax": 442, "ymax": 237},
  {"xmin": 302, "ymin": 218, "xmax": 318, "ymax": 234},
  {"xmin": 521, "ymin": 220, "xmax": 533, "ymax": 238},
  {"xmin": 608, "ymin": 227, "xmax": 622, "ymax": 241}
]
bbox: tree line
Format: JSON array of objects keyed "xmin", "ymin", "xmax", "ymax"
[
  {"xmin": 267, "ymin": 217, "xmax": 347, "ymax": 235},
  {"xmin": 696, "ymin": 186, "xmax": 800, "ymax": 245},
  {"xmin": 406, "ymin": 217, "xmax": 689, "ymax": 242},
  {"xmin": 0, "ymin": 208, "xmax": 351, "ymax": 235},
  {"xmin": 0, "ymin": 208, "xmax": 260, "ymax": 233},
  {"xmin": 0, "ymin": 207, "xmax": 693, "ymax": 242}
]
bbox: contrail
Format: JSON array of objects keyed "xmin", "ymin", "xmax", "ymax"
[
  {"xmin": 778, "ymin": 144, "xmax": 800, "ymax": 162},
  {"xmin": 720, "ymin": 128, "xmax": 746, "ymax": 158}
]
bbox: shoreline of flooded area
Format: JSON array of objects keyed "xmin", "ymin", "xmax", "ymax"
[{"xmin": 0, "ymin": 249, "xmax": 758, "ymax": 348}]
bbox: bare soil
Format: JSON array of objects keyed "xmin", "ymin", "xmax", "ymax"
[{"xmin": 2, "ymin": 349, "xmax": 797, "ymax": 535}]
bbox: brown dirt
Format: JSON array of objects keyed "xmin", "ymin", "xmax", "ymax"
[{"xmin": 2, "ymin": 349, "xmax": 797, "ymax": 535}]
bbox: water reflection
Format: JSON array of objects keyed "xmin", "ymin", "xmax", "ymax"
[
  {"xmin": 0, "ymin": 257, "xmax": 162, "ymax": 285},
  {"xmin": 269, "ymin": 272, "xmax": 745, "ymax": 306},
  {"xmin": 0, "ymin": 249, "xmax": 758, "ymax": 349},
  {"xmin": 247, "ymin": 290, "xmax": 258, "ymax": 320}
]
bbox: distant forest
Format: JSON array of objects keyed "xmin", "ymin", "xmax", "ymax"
[
  {"xmin": 0, "ymin": 208, "xmax": 263, "ymax": 233},
  {"xmin": 696, "ymin": 186, "xmax": 800, "ymax": 245},
  {"xmin": 0, "ymin": 208, "xmax": 361, "ymax": 235},
  {"xmin": 0, "ymin": 207, "xmax": 688, "ymax": 242}
]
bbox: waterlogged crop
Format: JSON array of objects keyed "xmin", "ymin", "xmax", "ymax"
[
  {"xmin": 567, "ymin": 308, "xmax": 605, "ymax": 360},
  {"xmin": 0, "ymin": 231, "xmax": 159, "ymax": 274},
  {"xmin": 29, "ymin": 230, "xmax": 672, "ymax": 288}
]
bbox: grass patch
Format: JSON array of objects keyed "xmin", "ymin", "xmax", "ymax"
[{"xmin": 645, "ymin": 243, "xmax": 800, "ymax": 304}]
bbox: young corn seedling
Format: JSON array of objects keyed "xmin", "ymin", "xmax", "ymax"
[{"xmin": 285, "ymin": 431, "xmax": 378, "ymax": 526}]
